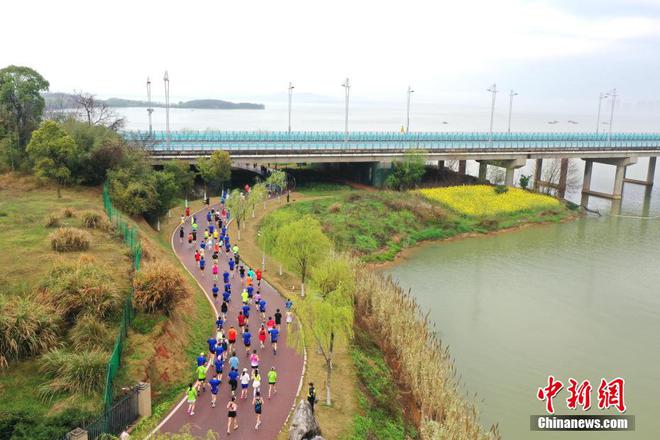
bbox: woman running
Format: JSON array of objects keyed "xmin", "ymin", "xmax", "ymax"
[
  {"xmin": 226, "ymin": 396, "xmax": 238, "ymax": 434},
  {"xmin": 212, "ymin": 262, "xmax": 219, "ymax": 281},
  {"xmin": 267, "ymin": 367, "xmax": 277, "ymax": 399},
  {"xmin": 250, "ymin": 350, "xmax": 260, "ymax": 371},
  {"xmin": 240, "ymin": 368, "xmax": 251, "ymax": 400},
  {"xmin": 252, "ymin": 369, "xmax": 262, "ymax": 398},
  {"xmin": 254, "ymin": 392, "xmax": 264, "ymax": 430},
  {"xmin": 186, "ymin": 383, "xmax": 197, "ymax": 416},
  {"xmin": 187, "ymin": 232, "xmax": 193, "ymax": 249},
  {"xmin": 258, "ymin": 324, "xmax": 267, "ymax": 348}
]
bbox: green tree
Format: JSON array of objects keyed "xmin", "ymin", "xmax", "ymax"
[
  {"xmin": 197, "ymin": 150, "xmax": 231, "ymax": 194},
  {"xmin": 265, "ymin": 170, "xmax": 287, "ymax": 195},
  {"xmin": 26, "ymin": 121, "xmax": 80, "ymax": 198},
  {"xmin": 226, "ymin": 189, "xmax": 248, "ymax": 239},
  {"xmin": 150, "ymin": 171, "xmax": 179, "ymax": 218},
  {"xmin": 294, "ymin": 254, "xmax": 355, "ymax": 405},
  {"xmin": 275, "ymin": 214, "xmax": 331, "ymax": 296},
  {"xmin": 247, "ymin": 182, "xmax": 268, "ymax": 217},
  {"xmin": 385, "ymin": 150, "xmax": 427, "ymax": 190},
  {"xmin": 519, "ymin": 173, "xmax": 531, "ymax": 190},
  {"xmin": 164, "ymin": 160, "xmax": 195, "ymax": 199},
  {"xmin": 0, "ymin": 65, "xmax": 50, "ymax": 170}
]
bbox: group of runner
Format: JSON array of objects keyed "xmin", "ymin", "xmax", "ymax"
[{"xmin": 178, "ymin": 191, "xmax": 295, "ymax": 435}]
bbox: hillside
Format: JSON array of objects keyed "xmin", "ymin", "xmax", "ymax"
[{"xmin": 44, "ymin": 92, "xmax": 265, "ymax": 110}]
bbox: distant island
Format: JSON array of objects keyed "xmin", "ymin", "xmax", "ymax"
[{"xmin": 44, "ymin": 92, "xmax": 265, "ymax": 110}]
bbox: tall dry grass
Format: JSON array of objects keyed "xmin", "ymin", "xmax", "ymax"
[
  {"xmin": 39, "ymin": 349, "xmax": 109, "ymax": 398},
  {"xmin": 49, "ymin": 227, "xmax": 91, "ymax": 252},
  {"xmin": 69, "ymin": 315, "xmax": 114, "ymax": 351},
  {"xmin": 354, "ymin": 269, "xmax": 500, "ymax": 440},
  {"xmin": 0, "ymin": 295, "xmax": 61, "ymax": 368},
  {"xmin": 81, "ymin": 210, "xmax": 111, "ymax": 230},
  {"xmin": 41, "ymin": 257, "xmax": 123, "ymax": 321},
  {"xmin": 133, "ymin": 262, "xmax": 189, "ymax": 315}
]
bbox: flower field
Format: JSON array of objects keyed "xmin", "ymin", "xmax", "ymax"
[{"xmin": 417, "ymin": 185, "xmax": 561, "ymax": 216}]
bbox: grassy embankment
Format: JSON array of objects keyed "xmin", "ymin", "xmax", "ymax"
[
  {"xmin": 0, "ymin": 174, "xmax": 213, "ymax": 440},
  {"xmin": 283, "ymin": 183, "xmax": 574, "ymax": 263}
]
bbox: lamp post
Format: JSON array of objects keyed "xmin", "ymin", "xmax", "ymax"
[
  {"xmin": 507, "ymin": 89, "xmax": 518, "ymax": 133},
  {"xmin": 596, "ymin": 92, "xmax": 609, "ymax": 134},
  {"xmin": 287, "ymin": 82, "xmax": 294, "ymax": 133},
  {"xmin": 405, "ymin": 85, "xmax": 414, "ymax": 133},
  {"xmin": 146, "ymin": 77, "xmax": 153, "ymax": 135},
  {"xmin": 341, "ymin": 78, "xmax": 350, "ymax": 142},
  {"xmin": 607, "ymin": 88, "xmax": 617, "ymax": 144},
  {"xmin": 487, "ymin": 83, "xmax": 498, "ymax": 144},
  {"xmin": 163, "ymin": 71, "xmax": 170, "ymax": 149}
]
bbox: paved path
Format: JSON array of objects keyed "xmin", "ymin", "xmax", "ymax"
[{"xmin": 149, "ymin": 203, "xmax": 304, "ymax": 439}]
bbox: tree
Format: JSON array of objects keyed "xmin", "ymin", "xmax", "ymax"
[
  {"xmin": 0, "ymin": 65, "xmax": 50, "ymax": 170},
  {"xmin": 385, "ymin": 150, "xmax": 426, "ymax": 190},
  {"xmin": 197, "ymin": 150, "xmax": 231, "ymax": 194},
  {"xmin": 164, "ymin": 160, "xmax": 195, "ymax": 199},
  {"xmin": 519, "ymin": 174, "xmax": 531, "ymax": 190},
  {"xmin": 294, "ymin": 255, "xmax": 354, "ymax": 406},
  {"xmin": 72, "ymin": 91, "xmax": 125, "ymax": 130},
  {"xmin": 150, "ymin": 171, "xmax": 178, "ymax": 218},
  {"xmin": 275, "ymin": 215, "xmax": 331, "ymax": 296},
  {"xmin": 26, "ymin": 121, "xmax": 80, "ymax": 198},
  {"xmin": 247, "ymin": 182, "xmax": 268, "ymax": 217},
  {"xmin": 535, "ymin": 159, "xmax": 581, "ymax": 196},
  {"xmin": 265, "ymin": 170, "xmax": 287, "ymax": 196},
  {"xmin": 225, "ymin": 189, "xmax": 248, "ymax": 239}
]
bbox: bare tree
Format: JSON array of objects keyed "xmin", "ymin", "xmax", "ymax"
[
  {"xmin": 534, "ymin": 159, "xmax": 581, "ymax": 196},
  {"xmin": 487, "ymin": 166, "xmax": 505, "ymax": 185},
  {"xmin": 73, "ymin": 90, "xmax": 125, "ymax": 130}
]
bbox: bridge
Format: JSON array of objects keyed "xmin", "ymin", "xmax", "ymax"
[{"xmin": 124, "ymin": 130, "xmax": 660, "ymax": 201}]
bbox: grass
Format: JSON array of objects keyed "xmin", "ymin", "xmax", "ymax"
[
  {"xmin": 274, "ymin": 188, "xmax": 572, "ymax": 263},
  {"xmin": 417, "ymin": 185, "xmax": 561, "ymax": 216}
]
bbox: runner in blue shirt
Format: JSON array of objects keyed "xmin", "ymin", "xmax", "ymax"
[
  {"xmin": 214, "ymin": 356, "xmax": 225, "ymax": 377},
  {"xmin": 215, "ymin": 315, "xmax": 224, "ymax": 330},
  {"xmin": 212, "ymin": 284, "xmax": 219, "ymax": 301},
  {"xmin": 206, "ymin": 211, "xmax": 212, "ymax": 223},
  {"xmin": 223, "ymin": 271, "xmax": 230, "ymax": 284},
  {"xmin": 285, "ymin": 299, "xmax": 293, "ymax": 311},
  {"xmin": 200, "ymin": 240, "xmax": 206, "ymax": 250},
  {"xmin": 223, "ymin": 287, "xmax": 231, "ymax": 303},
  {"xmin": 242, "ymin": 327, "xmax": 252, "ymax": 355},
  {"xmin": 270, "ymin": 327, "xmax": 279, "ymax": 356},
  {"xmin": 247, "ymin": 285, "xmax": 254, "ymax": 298},
  {"xmin": 222, "ymin": 226, "xmax": 227, "ymax": 236},
  {"xmin": 215, "ymin": 341, "xmax": 226, "ymax": 361},
  {"xmin": 197, "ymin": 352, "xmax": 207, "ymax": 366},
  {"xmin": 229, "ymin": 352, "xmax": 239, "ymax": 371},
  {"xmin": 242, "ymin": 304, "xmax": 250, "ymax": 319},
  {"xmin": 228, "ymin": 258, "xmax": 235, "ymax": 273},
  {"xmin": 209, "ymin": 374, "xmax": 221, "ymax": 408},
  {"xmin": 258, "ymin": 299, "xmax": 267, "ymax": 320},
  {"xmin": 207, "ymin": 337, "xmax": 217, "ymax": 355},
  {"xmin": 228, "ymin": 368, "xmax": 239, "ymax": 395}
]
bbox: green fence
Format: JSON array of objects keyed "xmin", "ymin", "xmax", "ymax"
[{"xmin": 101, "ymin": 183, "xmax": 141, "ymax": 411}]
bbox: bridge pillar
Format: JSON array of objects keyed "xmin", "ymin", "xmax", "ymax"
[
  {"xmin": 437, "ymin": 160, "xmax": 445, "ymax": 172},
  {"xmin": 478, "ymin": 162, "xmax": 488, "ymax": 180},
  {"xmin": 479, "ymin": 158, "xmax": 526, "ymax": 186},
  {"xmin": 371, "ymin": 161, "xmax": 392, "ymax": 187},
  {"xmin": 581, "ymin": 160, "xmax": 593, "ymax": 207},
  {"xmin": 623, "ymin": 156, "xmax": 656, "ymax": 187},
  {"xmin": 557, "ymin": 158, "xmax": 569, "ymax": 199},
  {"xmin": 533, "ymin": 159, "xmax": 543, "ymax": 190},
  {"xmin": 581, "ymin": 157, "xmax": 637, "ymax": 200},
  {"xmin": 458, "ymin": 160, "xmax": 467, "ymax": 175}
]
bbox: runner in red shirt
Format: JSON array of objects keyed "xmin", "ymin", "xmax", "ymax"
[
  {"xmin": 185, "ymin": 206, "xmax": 190, "ymax": 217},
  {"xmin": 237, "ymin": 311, "xmax": 246, "ymax": 330},
  {"xmin": 195, "ymin": 250, "xmax": 201, "ymax": 264},
  {"xmin": 266, "ymin": 317, "xmax": 275, "ymax": 331},
  {"xmin": 258, "ymin": 324, "xmax": 267, "ymax": 349},
  {"xmin": 227, "ymin": 326, "xmax": 238, "ymax": 352},
  {"xmin": 256, "ymin": 269, "xmax": 262, "ymax": 286}
]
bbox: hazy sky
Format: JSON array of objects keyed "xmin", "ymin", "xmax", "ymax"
[{"xmin": 3, "ymin": 0, "xmax": 660, "ymax": 111}]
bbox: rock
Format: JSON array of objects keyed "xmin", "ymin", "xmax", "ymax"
[{"xmin": 288, "ymin": 400, "xmax": 322, "ymax": 440}]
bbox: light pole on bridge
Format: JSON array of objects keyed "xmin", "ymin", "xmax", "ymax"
[
  {"xmin": 596, "ymin": 91, "xmax": 610, "ymax": 134},
  {"xmin": 342, "ymin": 78, "xmax": 350, "ymax": 142},
  {"xmin": 146, "ymin": 77, "xmax": 153, "ymax": 135},
  {"xmin": 406, "ymin": 85, "xmax": 414, "ymax": 133},
  {"xmin": 164, "ymin": 70, "xmax": 170, "ymax": 149},
  {"xmin": 607, "ymin": 88, "xmax": 617, "ymax": 145},
  {"xmin": 487, "ymin": 83, "xmax": 498, "ymax": 144},
  {"xmin": 288, "ymin": 82, "xmax": 294, "ymax": 134},
  {"xmin": 507, "ymin": 89, "xmax": 518, "ymax": 133}
]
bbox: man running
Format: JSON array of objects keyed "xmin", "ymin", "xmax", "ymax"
[
  {"xmin": 269, "ymin": 325, "xmax": 279, "ymax": 355},
  {"xmin": 307, "ymin": 382, "xmax": 317, "ymax": 412},
  {"xmin": 209, "ymin": 374, "xmax": 221, "ymax": 408},
  {"xmin": 179, "ymin": 226, "xmax": 184, "ymax": 244},
  {"xmin": 267, "ymin": 367, "xmax": 277, "ymax": 399},
  {"xmin": 242, "ymin": 326, "xmax": 252, "ymax": 356},
  {"xmin": 274, "ymin": 308, "xmax": 283, "ymax": 330},
  {"xmin": 228, "ymin": 368, "xmax": 239, "ymax": 397},
  {"xmin": 227, "ymin": 326, "xmax": 238, "ymax": 352},
  {"xmin": 211, "ymin": 283, "xmax": 219, "ymax": 302},
  {"xmin": 196, "ymin": 363, "xmax": 208, "ymax": 392}
]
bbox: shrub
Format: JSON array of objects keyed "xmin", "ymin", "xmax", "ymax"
[
  {"xmin": 0, "ymin": 295, "xmax": 61, "ymax": 368},
  {"xmin": 49, "ymin": 227, "xmax": 91, "ymax": 252},
  {"xmin": 327, "ymin": 202, "xmax": 342, "ymax": 213},
  {"xmin": 39, "ymin": 349, "xmax": 108, "ymax": 398},
  {"xmin": 69, "ymin": 315, "xmax": 114, "ymax": 351},
  {"xmin": 62, "ymin": 208, "xmax": 75, "ymax": 218},
  {"xmin": 0, "ymin": 408, "xmax": 98, "ymax": 440},
  {"xmin": 133, "ymin": 263, "xmax": 188, "ymax": 315},
  {"xmin": 80, "ymin": 210, "xmax": 108, "ymax": 230},
  {"xmin": 42, "ymin": 258, "xmax": 122, "ymax": 321},
  {"xmin": 44, "ymin": 214, "xmax": 60, "ymax": 228},
  {"xmin": 494, "ymin": 185, "xmax": 508, "ymax": 194}
]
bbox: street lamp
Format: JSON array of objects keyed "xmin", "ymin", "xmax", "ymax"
[
  {"xmin": 163, "ymin": 70, "xmax": 170, "ymax": 149},
  {"xmin": 406, "ymin": 85, "xmax": 414, "ymax": 133},
  {"xmin": 146, "ymin": 77, "xmax": 153, "ymax": 135},
  {"xmin": 507, "ymin": 89, "xmax": 518, "ymax": 133},
  {"xmin": 288, "ymin": 82, "xmax": 294, "ymax": 133},
  {"xmin": 596, "ymin": 92, "xmax": 609, "ymax": 134},
  {"xmin": 607, "ymin": 88, "xmax": 617, "ymax": 144},
  {"xmin": 341, "ymin": 78, "xmax": 350, "ymax": 142},
  {"xmin": 257, "ymin": 230, "xmax": 265, "ymax": 271},
  {"xmin": 487, "ymin": 83, "xmax": 498, "ymax": 144}
]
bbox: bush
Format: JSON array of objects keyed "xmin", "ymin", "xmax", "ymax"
[
  {"xmin": 0, "ymin": 408, "xmax": 98, "ymax": 440},
  {"xmin": 132, "ymin": 312, "xmax": 163, "ymax": 334},
  {"xmin": 81, "ymin": 210, "xmax": 109, "ymax": 230},
  {"xmin": 42, "ymin": 258, "xmax": 122, "ymax": 321},
  {"xmin": 44, "ymin": 214, "xmax": 60, "ymax": 228},
  {"xmin": 49, "ymin": 227, "xmax": 91, "ymax": 252},
  {"xmin": 69, "ymin": 315, "xmax": 114, "ymax": 351},
  {"xmin": 494, "ymin": 184, "xmax": 508, "ymax": 194},
  {"xmin": 39, "ymin": 349, "xmax": 108, "ymax": 398},
  {"xmin": 327, "ymin": 202, "xmax": 342, "ymax": 213},
  {"xmin": 133, "ymin": 263, "xmax": 188, "ymax": 315},
  {"xmin": 0, "ymin": 295, "xmax": 61, "ymax": 368},
  {"xmin": 62, "ymin": 208, "xmax": 75, "ymax": 218}
]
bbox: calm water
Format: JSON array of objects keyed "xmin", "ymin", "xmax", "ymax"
[
  {"xmin": 120, "ymin": 104, "xmax": 660, "ymax": 438},
  {"xmin": 386, "ymin": 181, "xmax": 660, "ymax": 439}
]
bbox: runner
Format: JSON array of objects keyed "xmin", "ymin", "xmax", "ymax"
[
  {"xmin": 252, "ymin": 369, "xmax": 262, "ymax": 398},
  {"xmin": 226, "ymin": 396, "xmax": 238, "ymax": 434},
  {"xmin": 211, "ymin": 283, "xmax": 219, "ymax": 302},
  {"xmin": 214, "ymin": 352, "xmax": 225, "ymax": 381},
  {"xmin": 196, "ymin": 352, "xmax": 207, "ymax": 367},
  {"xmin": 240, "ymin": 368, "xmax": 251, "ymax": 400},
  {"xmin": 256, "ymin": 268, "xmax": 262, "ymax": 286},
  {"xmin": 267, "ymin": 367, "xmax": 277, "ymax": 399},
  {"xmin": 223, "ymin": 269, "xmax": 230, "ymax": 285},
  {"xmin": 258, "ymin": 297, "xmax": 267, "ymax": 321},
  {"xmin": 196, "ymin": 363, "xmax": 208, "ymax": 392},
  {"xmin": 242, "ymin": 326, "xmax": 252, "ymax": 356},
  {"xmin": 209, "ymin": 374, "xmax": 221, "ymax": 408},
  {"xmin": 212, "ymin": 262, "xmax": 219, "ymax": 281},
  {"xmin": 274, "ymin": 308, "xmax": 282, "ymax": 330},
  {"xmin": 227, "ymin": 327, "xmax": 238, "ymax": 352},
  {"xmin": 185, "ymin": 206, "xmax": 190, "ymax": 217},
  {"xmin": 187, "ymin": 231, "xmax": 193, "ymax": 249},
  {"xmin": 266, "ymin": 316, "xmax": 275, "ymax": 331},
  {"xmin": 228, "ymin": 258, "xmax": 235, "ymax": 277},
  {"xmin": 241, "ymin": 303, "xmax": 251, "ymax": 324},
  {"xmin": 228, "ymin": 367, "xmax": 239, "ymax": 397},
  {"xmin": 237, "ymin": 311, "xmax": 246, "ymax": 332},
  {"xmin": 250, "ymin": 349, "xmax": 260, "ymax": 371},
  {"xmin": 207, "ymin": 336, "xmax": 217, "ymax": 357},
  {"xmin": 269, "ymin": 325, "xmax": 279, "ymax": 356},
  {"xmin": 238, "ymin": 265, "xmax": 246, "ymax": 285},
  {"xmin": 241, "ymin": 289, "xmax": 249, "ymax": 305},
  {"xmin": 258, "ymin": 324, "xmax": 267, "ymax": 349},
  {"xmin": 223, "ymin": 283, "xmax": 232, "ymax": 303},
  {"xmin": 221, "ymin": 301, "xmax": 229, "ymax": 318},
  {"xmin": 199, "ymin": 256, "xmax": 205, "ymax": 276},
  {"xmin": 215, "ymin": 314, "xmax": 224, "ymax": 330},
  {"xmin": 254, "ymin": 392, "xmax": 264, "ymax": 430},
  {"xmin": 186, "ymin": 383, "xmax": 197, "ymax": 416},
  {"xmin": 179, "ymin": 226, "xmax": 184, "ymax": 244},
  {"xmin": 307, "ymin": 383, "xmax": 317, "ymax": 413}
]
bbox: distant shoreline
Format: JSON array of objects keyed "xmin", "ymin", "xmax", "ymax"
[{"xmin": 44, "ymin": 92, "xmax": 265, "ymax": 110}]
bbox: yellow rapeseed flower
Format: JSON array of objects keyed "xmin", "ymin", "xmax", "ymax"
[{"xmin": 416, "ymin": 185, "xmax": 560, "ymax": 216}]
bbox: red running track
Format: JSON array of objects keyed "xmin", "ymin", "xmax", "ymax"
[{"xmin": 147, "ymin": 203, "xmax": 305, "ymax": 439}]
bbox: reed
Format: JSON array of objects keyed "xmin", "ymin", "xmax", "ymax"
[
  {"xmin": 39, "ymin": 349, "xmax": 109, "ymax": 398},
  {"xmin": 133, "ymin": 262, "xmax": 189, "ymax": 315},
  {"xmin": 49, "ymin": 227, "xmax": 91, "ymax": 252}
]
